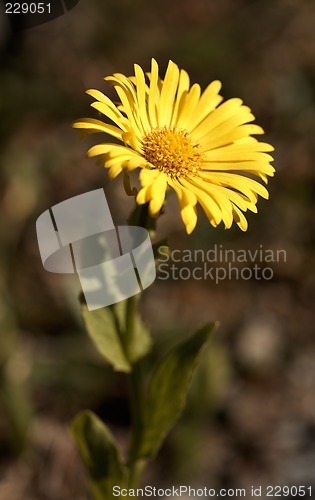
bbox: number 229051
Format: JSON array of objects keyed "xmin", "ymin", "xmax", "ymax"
[
  {"xmin": 5, "ymin": 3, "xmax": 51, "ymax": 14},
  {"xmin": 266, "ymin": 485, "xmax": 312, "ymax": 496}
]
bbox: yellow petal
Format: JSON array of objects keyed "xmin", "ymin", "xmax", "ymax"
[
  {"xmin": 90, "ymin": 101, "xmax": 128, "ymax": 131},
  {"xmin": 125, "ymin": 156, "xmax": 146, "ymax": 171},
  {"xmin": 72, "ymin": 118, "xmax": 123, "ymax": 140},
  {"xmin": 186, "ymin": 176, "xmax": 233, "ymax": 229},
  {"xmin": 232, "ymin": 205, "xmax": 248, "ymax": 231},
  {"xmin": 203, "ymin": 150, "xmax": 274, "ymax": 162},
  {"xmin": 200, "ymin": 124, "xmax": 265, "ymax": 152},
  {"xmin": 170, "ymin": 69, "xmax": 190, "ymax": 127},
  {"xmin": 193, "ymin": 98, "xmax": 243, "ymax": 139},
  {"xmin": 203, "ymin": 141, "xmax": 274, "ymax": 154},
  {"xmin": 198, "ymin": 172, "xmax": 258, "ymax": 212},
  {"xmin": 134, "ymin": 63, "xmax": 151, "ymax": 133},
  {"xmin": 147, "ymin": 58, "xmax": 160, "ymax": 128},
  {"xmin": 104, "ymin": 155, "xmax": 136, "ymax": 168},
  {"xmin": 187, "ymin": 80, "xmax": 223, "ymax": 131},
  {"xmin": 202, "ymin": 161, "xmax": 275, "ymax": 177},
  {"xmin": 201, "ymin": 171, "xmax": 269, "ymax": 202},
  {"xmin": 176, "ymin": 83, "xmax": 201, "ymax": 130},
  {"xmin": 139, "ymin": 167, "xmax": 159, "ymax": 186},
  {"xmin": 199, "ymin": 109, "xmax": 255, "ymax": 145},
  {"xmin": 168, "ymin": 178, "xmax": 197, "ymax": 206},
  {"xmin": 181, "ymin": 204, "xmax": 198, "ymax": 234},
  {"xmin": 137, "ymin": 170, "xmax": 168, "ymax": 212},
  {"xmin": 180, "ymin": 178, "xmax": 222, "ymax": 226},
  {"xmin": 168, "ymin": 178, "xmax": 198, "ymax": 234},
  {"xmin": 105, "ymin": 76, "xmax": 144, "ymax": 137},
  {"xmin": 86, "ymin": 89, "xmax": 119, "ymax": 109},
  {"xmin": 136, "ymin": 185, "xmax": 152, "ymax": 205},
  {"xmin": 108, "ymin": 164, "xmax": 123, "ymax": 179},
  {"xmin": 158, "ymin": 60, "xmax": 180, "ymax": 127},
  {"xmin": 87, "ymin": 144, "xmax": 142, "ymax": 165},
  {"xmin": 121, "ymin": 131, "xmax": 142, "ymax": 152},
  {"xmin": 149, "ymin": 173, "xmax": 168, "ymax": 215}
]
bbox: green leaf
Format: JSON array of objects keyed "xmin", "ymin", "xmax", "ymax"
[
  {"xmin": 131, "ymin": 310, "xmax": 152, "ymax": 362},
  {"xmin": 138, "ymin": 322, "xmax": 218, "ymax": 458},
  {"xmin": 81, "ymin": 298, "xmax": 151, "ymax": 373},
  {"xmin": 113, "ymin": 298, "xmax": 152, "ymax": 364},
  {"xmin": 81, "ymin": 303, "xmax": 131, "ymax": 373},
  {"xmin": 71, "ymin": 411, "xmax": 126, "ymax": 500}
]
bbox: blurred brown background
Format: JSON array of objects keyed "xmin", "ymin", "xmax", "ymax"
[{"xmin": 1, "ymin": 0, "xmax": 315, "ymax": 498}]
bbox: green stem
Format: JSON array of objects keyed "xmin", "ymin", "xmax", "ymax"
[
  {"xmin": 125, "ymin": 294, "xmax": 146, "ymax": 489},
  {"xmin": 129, "ymin": 362, "xmax": 143, "ymax": 454},
  {"xmin": 124, "ymin": 203, "xmax": 154, "ymax": 490},
  {"xmin": 128, "ymin": 457, "xmax": 145, "ymax": 490},
  {"xmin": 138, "ymin": 202, "xmax": 150, "ymax": 229}
]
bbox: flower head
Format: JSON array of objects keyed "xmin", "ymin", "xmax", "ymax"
[{"xmin": 73, "ymin": 59, "xmax": 275, "ymax": 233}]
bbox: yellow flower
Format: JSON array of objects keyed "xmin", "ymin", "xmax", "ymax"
[{"xmin": 73, "ymin": 59, "xmax": 275, "ymax": 234}]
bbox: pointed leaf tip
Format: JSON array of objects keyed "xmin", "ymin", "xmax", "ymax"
[{"xmin": 138, "ymin": 321, "xmax": 218, "ymax": 458}]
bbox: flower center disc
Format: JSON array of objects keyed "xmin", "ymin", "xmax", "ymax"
[{"xmin": 142, "ymin": 127, "xmax": 202, "ymax": 178}]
